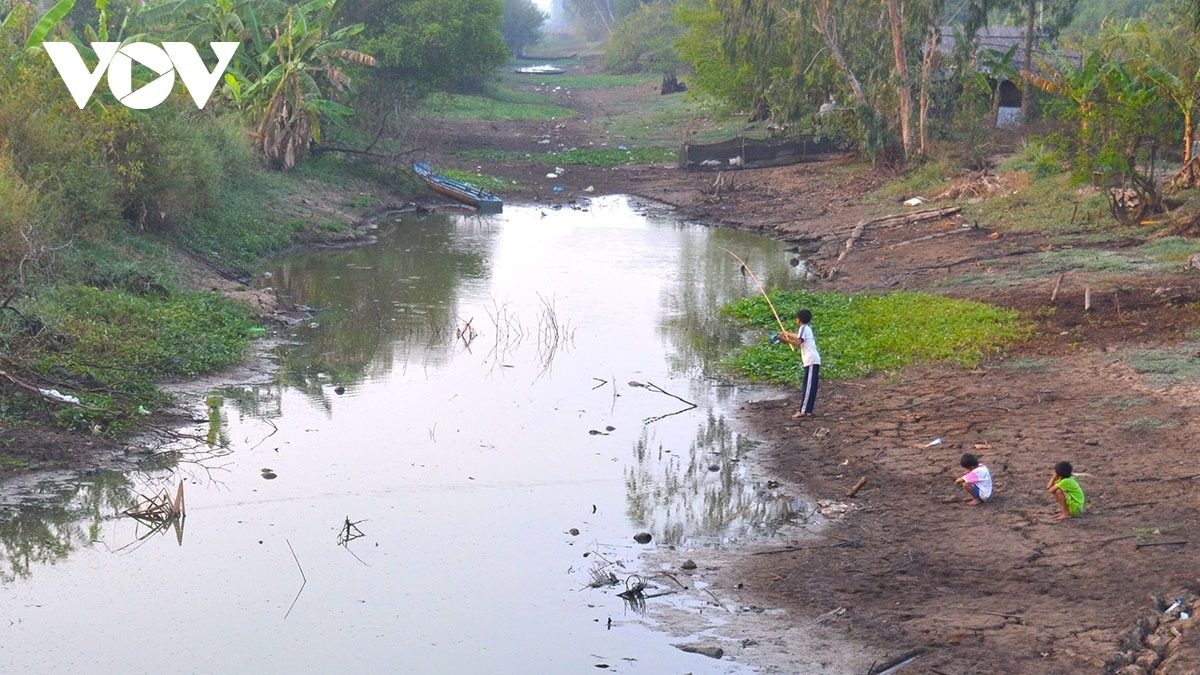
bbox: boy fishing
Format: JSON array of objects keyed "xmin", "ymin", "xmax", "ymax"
[{"xmin": 775, "ymin": 308, "xmax": 821, "ymax": 418}]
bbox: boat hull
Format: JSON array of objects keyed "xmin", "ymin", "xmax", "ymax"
[{"xmin": 413, "ymin": 163, "xmax": 503, "ymax": 212}]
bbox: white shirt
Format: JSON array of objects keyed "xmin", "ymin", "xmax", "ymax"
[
  {"xmin": 797, "ymin": 324, "xmax": 821, "ymax": 367},
  {"xmin": 962, "ymin": 465, "xmax": 993, "ymax": 500}
]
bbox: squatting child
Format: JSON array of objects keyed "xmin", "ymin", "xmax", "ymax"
[
  {"xmin": 954, "ymin": 453, "xmax": 993, "ymax": 505},
  {"xmin": 1047, "ymin": 460, "xmax": 1085, "ymax": 521}
]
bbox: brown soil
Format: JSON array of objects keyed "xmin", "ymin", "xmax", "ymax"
[{"xmin": 417, "ymin": 62, "xmax": 1200, "ymax": 674}]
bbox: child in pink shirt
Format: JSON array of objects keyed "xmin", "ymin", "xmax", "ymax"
[{"xmin": 955, "ymin": 453, "xmax": 993, "ymax": 505}]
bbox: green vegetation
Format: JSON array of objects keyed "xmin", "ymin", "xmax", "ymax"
[
  {"xmin": 438, "ymin": 168, "xmax": 515, "ymax": 193},
  {"xmin": 15, "ymin": 285, "xmax": 254, "ymax": 434},
  {"xmin": 722, "ymin": 290, "xmax": 1028, "ymax": 385},
  {"xmin": 1121, "ymin": 417, "xmax": 1176, "ymax": 430},
  {"xmin": 968, "ymin": 172, "xmax": 1111, "ymax": 235},
  {"xmin": 416, "ymin": 90, "xmax": 573, "ymax": 121},
  {"xmin": 461, "ymin": 146, "xmax": 677, "ymax": 167},
  {"xmin": 1127, "ymin": 347, "xmax": 1200, "ymax": 386},
  {"xmin": 535, "ymin": 73, "xmax": 655, "ymax": 90}
]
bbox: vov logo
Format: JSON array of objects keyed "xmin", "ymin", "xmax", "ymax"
[{"xmin": 42, "ymin": 42, "xmax": 239, "ymax": 110}]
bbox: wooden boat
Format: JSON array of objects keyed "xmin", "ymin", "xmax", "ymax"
[
  {"xmin": 514, "ymin": 64, "xmax": 566, "ymax": 75},
  {"xmin": 413, "ymin": 163, "xmax": 503, "ymax": 212}
]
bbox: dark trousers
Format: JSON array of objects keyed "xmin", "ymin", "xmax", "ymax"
[{"xmin": 799, "ymin": 364, "xmax": 820, "ymax": 414}]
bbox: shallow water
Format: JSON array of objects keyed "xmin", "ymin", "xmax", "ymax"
[{"xmin": 1, "ymin": 196, "xmax": 813, "ymax": 673}]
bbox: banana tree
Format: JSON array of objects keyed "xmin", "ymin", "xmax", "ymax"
[
  {"xmin": 1105, "ymin": 17, "xmax": 1200, "ymax": 163},
  {"xmin": 233, "ymin": 0, "xmax": 374, "ymax": 169}
]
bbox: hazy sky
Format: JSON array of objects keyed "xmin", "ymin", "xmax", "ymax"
[{"xmin": 532, "ymin": 0, "xmax": 552, "ymax": 13}]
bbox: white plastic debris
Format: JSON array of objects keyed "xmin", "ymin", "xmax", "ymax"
[
  {"xmin": 39, "ymin": 388, "xmax": 81, "ymax": 405},
  {"xmin": 925, "ymin": 437, "xmax": 943, "ymax": 446},
  {"xmin": 903, "ymin": 197, "xmax": 926, "ymax": 206}
]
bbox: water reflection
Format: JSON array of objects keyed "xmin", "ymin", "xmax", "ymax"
[
  {"xmin": 267, "ymin": 215, "xmax": 493, "ymax": 404},
  {"xmin": 626, "ymin": 411, "xmax": 806, "ymax": 547},
  {"xmin": 0, "ymin": 470, "xmax": 132, "ymax": 582},
  {"xmin": 1, "ymin": 196, "xmax": 814, "ymax": 674},
  {"xmin": 260, "ymin": 197, "xmax": 811, "ymax": 546}
]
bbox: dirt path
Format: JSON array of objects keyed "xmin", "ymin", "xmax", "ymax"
[{"xmin": 419, "ymin": 61, "xmax": 1200, "ymax": 674}]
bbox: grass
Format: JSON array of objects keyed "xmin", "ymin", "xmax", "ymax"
[
  {"xmin": 722, "ymin": 290, "xmax": 1028, "ymax": 386},
  {"xmin": 438, "ymin": 167, "xmax": 516, "ymax": 192},
  {"xmin": 1088, "ymin": 395, "xmax": 1153, "ymax": 410},
  {"xmin": 20, "ymin": 285, "xmax": 256, "ymax": 433},
  {"xmin": 502, "ymin": 66, "xmax": 655, "ymax": 91},
  {"xmin": 934, "ymin": 226, "xmax": 1193, "ymax": 292},
  {"xmin": 1121, "ymin": 417, "xmax": 1176, "ymax": 430},
  {"xmin": 460, "ymin": 146, "xmax": 677, "ymax": 167},
  {"xmin": 415, "ymin": 88, "xmax": 573, "ymax": 122},
  {"xmin": 0, "ymin": 456, "xmax": 29, "ymax": 470},
  {"xmin": 998, "ymin": 357, "xmax": 1050, "ymax": 370},
  {"xmin": 968, "ymin": 171, "xmax": 1111, "ymax": 235},
  {"xmin": 997, "ymin": 139, "xmax": 1064, "ymax": 178},
  {"xmin": 169, "ymin": 168, "xmax": 304, "ymax": 274},
  {"xmin": 1137, "ymin": 236, "xmax": 1200, "ymax": 267},
  {"xmin": 872, "ymin": 158, "xmax": 961, "ymax": 202},
  {"xmin": 1126, "ymin": 346, "xmax": 1200, "ymax": 386}
]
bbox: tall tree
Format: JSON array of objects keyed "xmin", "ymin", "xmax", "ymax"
[
  {"xmin": 347, "ymin": 0, "xmax": 509, "ymax": 96},
  {"xmin": 503, "ymin": 0, "xmax": 546, "ymax": 58},
  {"xmin": 1017, "ymin": 0, "xmax": 1079, "ymax": 122},
  {"xmin": 886, "ymin": 0, "xmax": 915, "ymax": 158}
]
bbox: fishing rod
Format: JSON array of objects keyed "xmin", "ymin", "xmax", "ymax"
[{"xmin": 720, "ymin": 247, "xmax": 795, "ymax": 352}]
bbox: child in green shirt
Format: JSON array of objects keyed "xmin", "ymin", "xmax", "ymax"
[{"xmin": 1048, "ymin": 461, "xmax": 1085, "ymax": 521}]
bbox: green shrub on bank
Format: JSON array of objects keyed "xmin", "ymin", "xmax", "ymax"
[
  {"xmin": 19, "ymin": 286, "xmax": 256, "ymax": 432},
  {"xmin": 723, "ymin": 290, "xmax": 1027, "ymax": 385}
]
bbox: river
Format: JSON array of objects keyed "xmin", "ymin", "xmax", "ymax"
[{"xmin": 1, "ymin": 195, "xmax": 814, "ymax": 674}]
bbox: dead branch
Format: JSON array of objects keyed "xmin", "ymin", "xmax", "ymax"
[
  {"xmin": 866, "ymin": 648, "xmax": 924, "ymax": 675},
  {"xmin": 981, "ymin": 611, "xmax": 1024, "ymax": 622},
  {"xmin": 285, "ymin": 538, "xmax": 307, "ymax": 619},
  {"xmin": 617, "ymin": 574, "xmax": 647, "ymax": 599},
  {"xmin": 1135, "ymin": 540, "xmax": 1187, "ymax": 549},
  {"xmin": 886, "ymin": 223, "xmax": 974, "ymax": 250},
  {"xmin": 125, "ymin": 481, "xmax": 186, "ymax": 523},
  {"xmin": 337, "ymin": 516, "xmax": 367, "ymax": 546},
  {"xmin": 845, "ymin": 476, "xmax": 868, "ymax": 498},
  {"xmin": 825, "ymin": 207, "xmax": 963, "ymax": 279},
  {"xmin": 642, "ymin": 381, "xmax": 695, "ymax": 408},
  {"xmin": 655, "ymin": 571, "xmax": 689, "ymax": 589}
]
